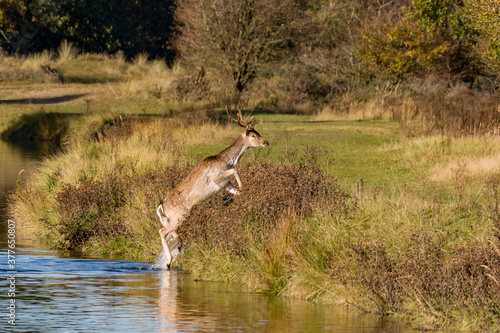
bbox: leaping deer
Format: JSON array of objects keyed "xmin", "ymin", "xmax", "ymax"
[{"xmin": 156, "ymin": 106, "xmax": 269, "ymax": 268}]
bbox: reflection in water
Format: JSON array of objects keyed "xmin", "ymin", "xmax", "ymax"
[
  {"xmin": 156, "ymin": 270, "xmax": 407, "ymax": 333},
  {"xmin": 0, "ymin": 249, "xmax": 160, "ymax": 332},
  {"xmin": 0, "ymin": 139, "xmax": 42, "ymax": 246},
  {"xmin": 0, "ymin": 140, "xmax": 39, "ymax": 198},
  {"xmin": 0, "ymin": 139, "xmax": 412, "ymax": 332}
]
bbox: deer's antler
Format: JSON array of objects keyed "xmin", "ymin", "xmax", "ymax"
[{"xmin": 226, "ymin": 105, "xmax": 254, "ymax": 129}]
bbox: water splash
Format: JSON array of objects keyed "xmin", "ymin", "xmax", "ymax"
[{"xmin": 151, "ymin": 233, "xmax": 181, "ymax": 270}]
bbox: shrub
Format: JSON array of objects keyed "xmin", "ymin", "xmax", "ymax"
[
  {"xmin": 56, "ymin": 177, "xmax": 130, "ymax": 249},
  {"xmin": 359, "ymin": 0, "xmax": 480, "ymax": 82},
  {"xmin": 180, "ymin": 160, "xmax": 347, "ymax": 255},
  {"xmin": 398, "ymin": 87, "xmax": 500, "ymax": 137},
  {"xmin": 464, "ymin": 0, "xmax": 500, "ymax": 68},
  {"xmin": 51, "ymin": 156, "xmax": 347, "ymax": 256},
  {"xmin": 344, "ymin": 233, "xmax": 500, "ymax": 326}
]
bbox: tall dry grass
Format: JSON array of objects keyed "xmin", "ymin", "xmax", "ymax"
[
  {"xmin": 0, "ymin": 53, "xmax": 60, "ymax": 83},
  {"xmin": 1, "ymin": 47, "xmax": 184, "ymax": 105},
  {"xmin": 391, "ymin": 83, "xmax": 500, "ymax": 137}
]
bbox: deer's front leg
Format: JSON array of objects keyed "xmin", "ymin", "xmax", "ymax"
[
  {"xmin": 233, "ymin": 170, "xmax": 242, "ymax": 188},
  {"xmin": 216, "ymin": 168, "xmax": 242, "ymax": 188},
  {"xmin": 225, "ymin": 181, "xmax": 240, "ymax": 196}
]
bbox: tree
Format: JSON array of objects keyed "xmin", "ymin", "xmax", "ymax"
[
  {"xmin": 359, "ymin": 0, "xmax": 481, "ymax": 82},
  {"xmin": 175, "ymin": 0, "xmax": 306, "ymax": 93},
  {"xmin": 0, "ymin": 0, "xmax": 176, "ymax": 59},
  {"xmin": 464, "ymin": 0, "xmax": 500, "ymax": 68}
]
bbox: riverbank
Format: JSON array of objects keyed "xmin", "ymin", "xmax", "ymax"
[{"xmin": 2, "ymin": 53, "xmax": 500, "ymax": 331}]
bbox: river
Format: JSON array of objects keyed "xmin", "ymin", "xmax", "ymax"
[{"xmin": 0, "ymin": 139, "xmax": 411, "ymax": 332}]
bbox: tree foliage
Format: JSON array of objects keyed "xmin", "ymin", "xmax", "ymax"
[
  {"xmin": 358, "ymin": 0, "xmax": 483, "ymax": 82},
  {"xmin": 0, "ymin": 0, "xmax": 176, "ymax": 59},
  {"xmin": 464, "ymin": 0, "xmax": 500, "ymax": 67},
  {"xmin": 359, "ymin": 18, "xmax": 449, "ymax": 82}
]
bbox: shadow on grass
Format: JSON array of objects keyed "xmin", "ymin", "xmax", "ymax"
[
  {"xmin": 0, "ymin": 94, "xmax": 88, "ymax": 105},
  {"xmin": 62, "ymin": 76, "xmax": 124, "ymax": 84}
]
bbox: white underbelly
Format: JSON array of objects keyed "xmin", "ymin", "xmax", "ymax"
[{"xmin": 187, "ymin": 181, "xmax": 226, "ymax": 205}]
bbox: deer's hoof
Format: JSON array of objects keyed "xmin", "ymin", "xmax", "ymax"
[{"xmin": 223, "ymin": 196, "xmax": 235, "ymax": 206}]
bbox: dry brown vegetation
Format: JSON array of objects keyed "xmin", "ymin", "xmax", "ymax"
[
  {"xmin": 180, "ymin": 160, "xmax": 346, "ymax": 255},
  {"xmin": 346, "ymin": 234, "xmax": 500, "ymax": 323},
  {"xmin": 396, "ymin": 86, "xmax": 500, "ymax": 137},
  {"xmin": 48, "ymin": 144, "xmax": 347, "ymax": 255}
]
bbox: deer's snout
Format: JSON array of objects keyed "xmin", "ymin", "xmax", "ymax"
[{"xmin": 263, "ymin": 140, "xmax": 269, "ymax": 146}]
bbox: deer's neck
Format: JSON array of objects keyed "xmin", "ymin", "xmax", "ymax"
[{"xmin": 218, "ymin": 136, "xmax": 248, "ymax": 167}]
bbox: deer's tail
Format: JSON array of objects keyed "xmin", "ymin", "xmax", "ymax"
[{"xmin": 157, "ymin": 203, "xmax": 166, "ymax": 225}]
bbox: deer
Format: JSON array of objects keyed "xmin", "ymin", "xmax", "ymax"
[{"xmin": 156, "ymin": 106, "xmax": 269, "ymax": 268}]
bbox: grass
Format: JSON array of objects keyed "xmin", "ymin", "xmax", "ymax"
[
  {"xmin": 3, "ymin": 51, "xmax": 500, "ymax": 331},
  {"xmin": 57, "ymin": 40, "xmax": 79, "ymax": 63}
]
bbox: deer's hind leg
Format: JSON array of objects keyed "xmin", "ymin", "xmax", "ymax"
[
  {"xmin": 157, "ymin": 204, "xmax": 184, "ymax": 268},
  {"xmin": 159, "ymin": 227, "xmax": 172, "ymax": 268},
  {"xmin": 157, "ymin": 204, "xmax": 175, "ymax": 268},
  {"xmin": 160, "ymin": 223, "xmax": 183, "ymax": 268}
]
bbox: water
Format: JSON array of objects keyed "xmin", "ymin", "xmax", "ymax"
[{"xmin": 0, "ymin": 139, "xmax": 411, "ymax": 332}]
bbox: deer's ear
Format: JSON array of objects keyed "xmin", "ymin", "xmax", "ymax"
[{"xmin": 245, "ymin": 124, "xmax": 252, "ymax": 136}]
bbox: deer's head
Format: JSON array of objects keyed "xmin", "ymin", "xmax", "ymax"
[{"xmin": 226, "ymin": 106, "xmax": 269, "ymax": 148}]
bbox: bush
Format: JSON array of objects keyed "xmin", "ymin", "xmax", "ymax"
[
  {"xmin": 51, "ymin": 155, "xmax": 347, "ymax": 256},
  {"xmin": 345, "ymin": 233, "xmax": 500, "ymax": 325},
  {"xmin": 180, "ymin": 160, "xmax": 347, "ymax": 254},
  {"xmin": 464, "ymin": 0, "xmax": 500, "ymax": 68},
  {"xmin": 56, "ymin": 177, "xmax": 130, "ymax": 249},
  {"xmin": 358, "ymin": 0, "xmax": 480, "ymax": 82},
  {"xmin": 398, "ymin": 86, "xmax": 500, "ymax": 137}
]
